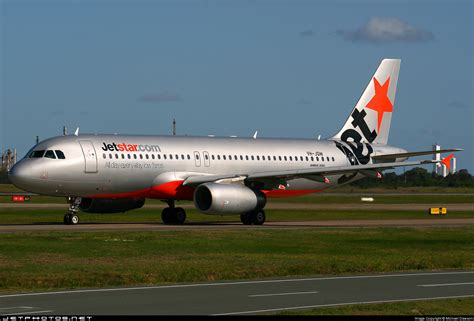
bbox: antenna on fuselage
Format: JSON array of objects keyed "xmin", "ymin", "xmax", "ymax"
[
  {"xmin": 63, "ymin": 126, "xmax": 68, "ymax": 136},
  {"xmin": 253, "ymin": 131, "xmax": 258, "ymax": 139},
  {"xmin": 173, "ymin": 118, "xmax": 176, "ymax": 136},
  {"xmin": 74, "ymin": 127, "xmax": 80, "ymax": 136},
  {"xmin": 317, "ymin": 135, "xmax": 321, "ymax": 140}
]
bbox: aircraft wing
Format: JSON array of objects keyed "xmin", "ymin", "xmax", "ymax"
[
  {"xmin": 182, "ymin": 159, "xmax": 437, "ymax": 187},
  {"xmin": 372, "ymin": 148, "xmax": 463, "ymax": 160},
  {"xmin": 245, "ymin": 160, "xmax": 433, "ymax": 181}
]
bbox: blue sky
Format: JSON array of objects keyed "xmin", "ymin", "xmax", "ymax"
[{"xmin": 1, "ymin": 0, "xmax": 473, "ymax": 172}]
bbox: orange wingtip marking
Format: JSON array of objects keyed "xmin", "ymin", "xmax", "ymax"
[{"xmin": 441, "ymin": 154, "xmax": 454, "ymax": 171}]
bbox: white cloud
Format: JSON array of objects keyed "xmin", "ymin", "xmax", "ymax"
[{"xmin": 337, "ymin": 17, "xmax": 434, "ymax": 43}]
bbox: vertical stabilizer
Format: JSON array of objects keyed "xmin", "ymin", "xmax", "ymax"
[{"xmin": 332, "ymin": 59, "xmax": 400, "ymax": 145}]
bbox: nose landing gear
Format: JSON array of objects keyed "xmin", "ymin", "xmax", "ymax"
[{"xmin": 64, "ymin": 197, "xmax": 81, "ymax": 225}]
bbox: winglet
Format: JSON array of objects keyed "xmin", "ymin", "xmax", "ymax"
[
  {"xmin": 74, "ymin": 127, "xmax": 80, "ymax": 136},
  {"xmin": 441, "ymin": 154, "xmax": 454, "ymax": 171}
]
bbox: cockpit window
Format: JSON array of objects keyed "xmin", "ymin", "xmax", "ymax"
[
  {"xmin": 29, "ymin": 150, "xmax": 45, "ymax": 158},
  {"xmin": 55, "ymin": 150, "xmax": 66, "ymax": 159},
  {"xmin": 44, "ymin": 150, "xmax": 56, "ymax": 159}
]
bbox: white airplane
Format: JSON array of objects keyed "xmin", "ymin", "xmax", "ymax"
[{"xmin": 9, "ymin": 59, "xmax": 462, "ymax": 225}]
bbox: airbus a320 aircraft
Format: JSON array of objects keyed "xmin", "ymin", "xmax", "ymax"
[{"xmin": 9, "ymin": 59, "xmax": 462, "ymax": 225}]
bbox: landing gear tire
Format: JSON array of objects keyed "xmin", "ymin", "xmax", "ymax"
[
  {"xmin": 241, "ymin": 210, "xmax": 266, "ymax": 225},
  {"xmin": 175, "ymin": 207, "xmax": 186, "ymax": 225},
  {"xmin": 161, "ymin": 207, "xmax": 187, "ymax": 225},
  {"xmin": 71, "ymin": 215, "xmax": 80, "ymax": 225},
  {"xmin": 161, "ymin": 207, "xmax": 173, "ymax": 224},
  {"xmin": 240, "ymin": 213, "xmax": 253, "ymax": 225},
  {"xmin": 252, "ymin": 210, "xmax": 266, "ymax": 225}
]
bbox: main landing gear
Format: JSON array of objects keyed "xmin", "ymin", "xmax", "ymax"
[
  {"xmin": 240, "ymin": 209, "xmax": 266, "ymax": 225},
  {"xmin": 64, "ymin": 197, "xmax": 81, "ymax": 225},
  {"xmin": 161, "ymin": 200, "xmax": 186, "ymax": 225}
]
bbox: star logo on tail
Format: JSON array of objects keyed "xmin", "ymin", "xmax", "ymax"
[{"xmin": 365, "ymin": 77, "xmax": 393, "ymax": 133}]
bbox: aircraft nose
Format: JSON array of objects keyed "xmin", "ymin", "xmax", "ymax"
[{"xmin": 8, "ymin": 162, "xmax": 32, "ymax": 189}]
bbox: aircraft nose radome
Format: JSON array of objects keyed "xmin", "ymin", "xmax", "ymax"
[{"xmin": 8, "ymin": 162, "xmax": 31, "ymax": 189}]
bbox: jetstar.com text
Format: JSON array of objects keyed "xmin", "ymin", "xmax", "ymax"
[{"xmin": 101, "ymin": 142, "xmax": 161, "ymax": 152}]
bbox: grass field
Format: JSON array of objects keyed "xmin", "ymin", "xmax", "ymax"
[
  {"xmin": 0, "ymin": 227, "xmax": 473, "ymax": 294},
  {"xmin": 278, "ymin": 297, "xmax": 474, "ymax": 315}
]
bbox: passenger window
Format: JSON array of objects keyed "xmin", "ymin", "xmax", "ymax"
[
  {"xmin": 262, "ymin": 156, "xmax": 265, "ymax": 161},
  {"xmin": 332, "ymin": 157, "xmax": 335, "ymax": 161},
  {"xmin": 327, "ymin": 157, "xmax": 330, "ymax": 161},
  {"xmin": 273, "ymin": 156, "xmax": 277, "ymax": 161},
  {"xmin": 256, "ymin": 156, "xmax": 260, "ymax": 161},
  {"xmin": 217, "ymin": 155, "xmax": 221, "ymax": 160},
  {"xmin": 115, "ymin": 154, "xmax": 119, "ymax": 159},
  {"xmin": 284, "ymin": 156, "xmax": 287, "ymax": 161},
  {"xmin": 245, "ymin": 155, "xmax": 249, "ymax": 160},
  {"xmin": 29, "ymin": 150, "xmax": 45, "ymax": 158},
  {"xmin": 133, "ymin": 154, "xmax": 137, "ymax": 159},
  {"xmin": 211, "ymin": 155, "xmax": 215, "ymax": 160},
  {"xmin": 122, "ymin": 154, "xmax": 125, "ymax": 159},
  {"xmin": 300, "ymin": 156, "xmax": 304, "ymax": 161},
  {"xmin": 278, "ymin": 156, "xmax": 282, "ymax": 161},
  {"xmin": 205, "ymin": 154, "xmax": 209, "ymax": 160},
  {"xmin": 289, "ymin": 156, "xmax": 292, "ymax": 161},
  {"xmin": 128, "ymin": 154, "xmax": 131, "ymax": 159},
  {"xmin": 175, "ymin": 154, "xmax": 179, "ymax": 160},
  {"xmin": 234, "ymin": 155, "xmax": 238, "ymax": 160},
  {"xmin": 146, "ymin": 154, "xmax": 149, "ymax": 159},
  {"xmin": 158, "ymin": 154, "xmax": 161, "ymax": 160},
  {"xmin": 240, "ymin": 155, "xmax": 243, "ymax": 160},
  {"xmin": 306, "ymin": 156, "xmax": 309, "ymax": 161},
  {"xmin": 169, "ymin": 154, "xmax": 173, "ymax": 160},
  {"xmin": 316, "ymin": 157, "xmax": 319, "ymax": 161},
  {"xmin": 44, "ymin": 150, "xmax": 56, "ymax": 159},
  {"xmin": 109, "ymin": 154, "xmax": 113, "ymax": 159},
  {"xmin": 223, "ymin": 155, "xmax": 226, "ymax": 160},
  {"xmin": 164, "ymin": 154, "xmax": 167, "ymax": 160},
  {"xmin": 181, "ymin": 155, "xmax": 185, "ymax": 160},
  {"xmin": 152, "ymin": 154, "xmax": 155, "ymax": 159},
  {"xmin": 251, "ymin": 156, "xmax": 254, "ymax": 161},
  {"xmin": 55, "ymin": 150, "xmax": 66, "ymax": 159},
  {"xmin": 311, "ymin": 156, "xmax": 314, "ymax": 161},
  {"xmin": 187, "ymin": 155, "xmax": 190, "ymax": 160},
  {"xmin": 139, "ymin": 154, "xmax": 143, "ymax": 159},
  {"xmin": 103, "ymin": 154, "xmax": 106, "ymax": 159}
]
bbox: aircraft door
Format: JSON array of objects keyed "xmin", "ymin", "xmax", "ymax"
[
  {"xmin": 194, "ymin": 151, "xmax": 201, "ymax": 167},
  {"xmin": 79, "ymin": 140, "xmax": 98, "ymax": 173},
  {"xmin": 203, "ymin": 151, "xmax": 210, "ymax": 167}
]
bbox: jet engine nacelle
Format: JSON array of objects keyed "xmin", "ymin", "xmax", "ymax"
[
  {"xmin": 79, "ymin": 198, "xmax": 145, "ymax": 214},
  {"xmin": 193, "ymin": 182, "xmax": 266, "ymax": 215}
]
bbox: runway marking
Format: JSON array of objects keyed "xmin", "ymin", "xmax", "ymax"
[
  {"xmin": 418, "ymin": 282, "xmax": 474, "ymax": 287},
  {"xmin": 2, "ymin": 310, "xmax": 53, "ymax": 316},
  {"xmin": 0, "ymin": 271, "xmax": 473, "ymax": 299},
  {"xmin": 0, "ymin": 306, "xmax": 34, "ymax": 311},
  {"xmin": 249, "ymin": 291, "xmax": 319, "ymax": 298},
  {"xmin": 213, "ymin": 294, "xmax": 474, "ymax": 315}
]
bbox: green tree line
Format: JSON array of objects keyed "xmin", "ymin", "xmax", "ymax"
[{"xmin": 351, "ymin": 167, "xmax": 474, "ymax": 188}]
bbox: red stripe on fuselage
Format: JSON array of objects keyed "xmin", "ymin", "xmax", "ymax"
[{"xmin": 89, "ymin": 181, "xmax": 321, "ymax": 200}]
